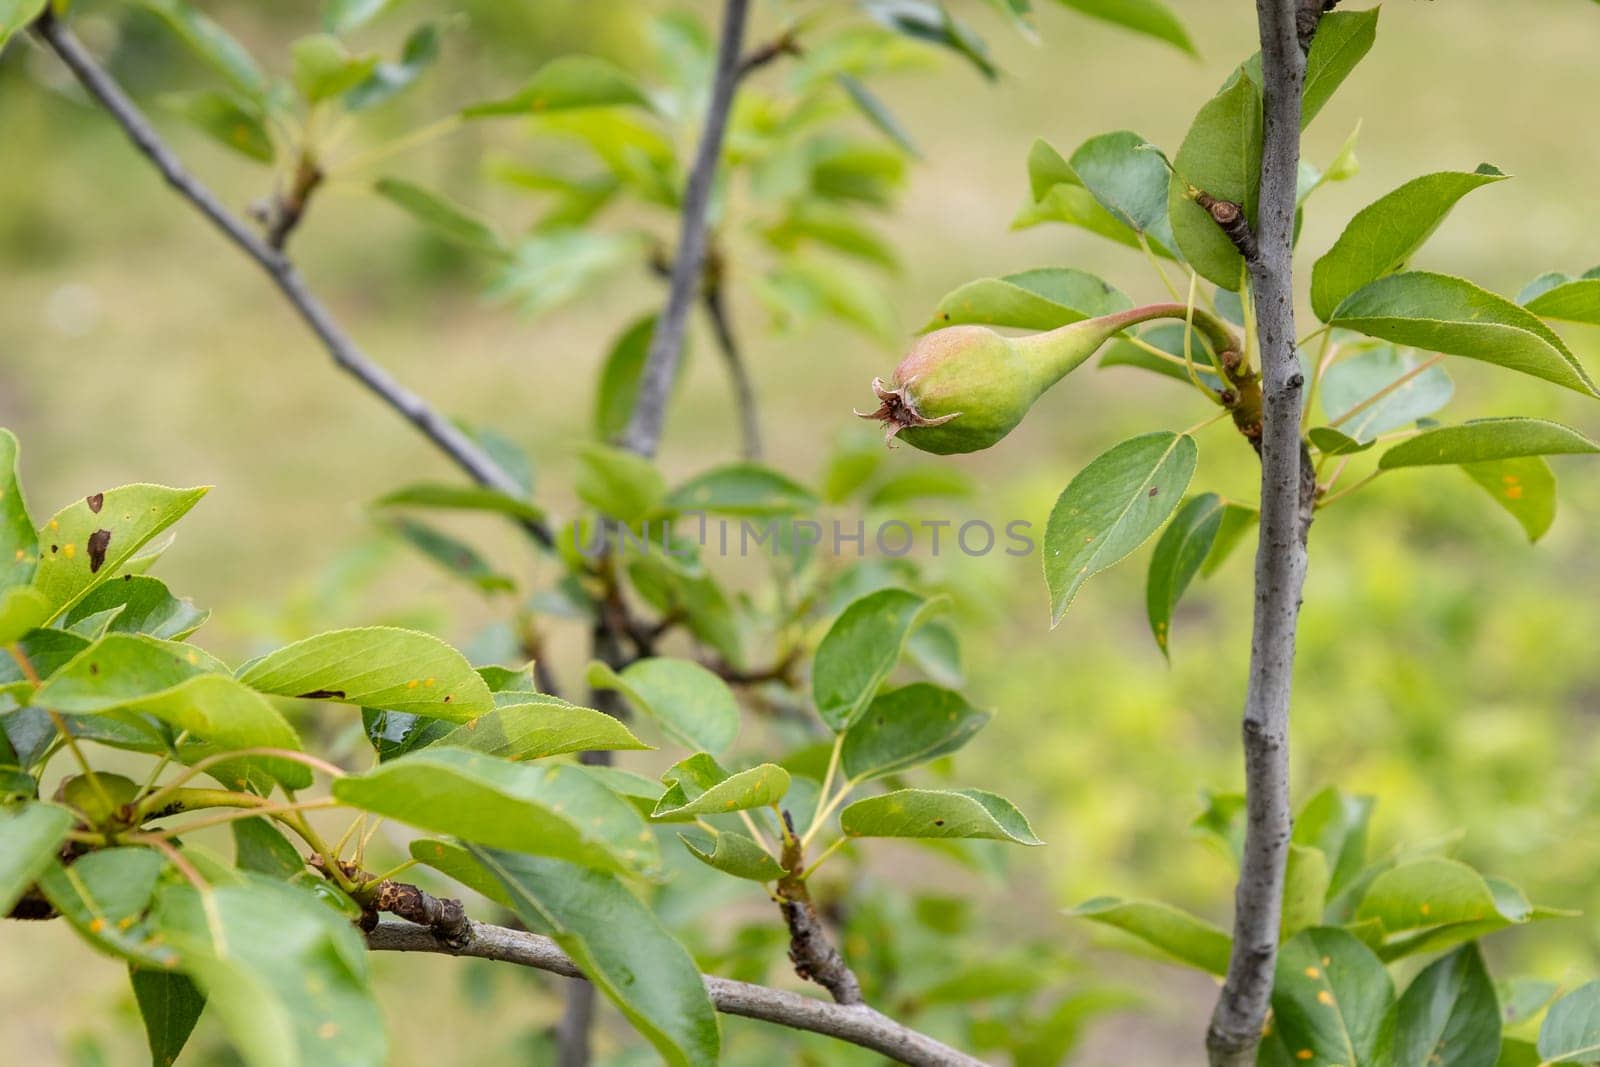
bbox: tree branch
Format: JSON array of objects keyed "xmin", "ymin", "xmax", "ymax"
[
  {"xmin": 705, "ymin": 279, "xmax": 764, "ymax": 460},
  {"xmin": 366, "ymin": 920, "xmax": 982, "ymax": 1067},
  {"xmin": 736, "ymin": 27, "xmax": 802, "ymax": 81},
  {"xmin": 777, "ymin": 810, "xmax": 864, "ymax": 1004},
  {"xmin": 620, "ymin": 0, "xmax": 751, "ymax": 458},
  {"xmin": 32, "ymin": 13, "xmax": 551, "ymax": 549},
  {"xmin": 1205, "ymin": 3, "xmax": 1317, "ymax": 1065}
]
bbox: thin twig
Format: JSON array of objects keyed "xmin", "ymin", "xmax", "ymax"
[
  {"xmin": 367, "ymin": 920, "xmax": 981, "ymax": 1066},
  {"xmin": 621, "ymin": 0, "xmax": 752, "ymax": 458},
  {"xmin": 31, "ymin": 13, "xmax": 551, "ymax": 548},
  {"xmin": 704, "ymin": 280, "xmax": 763, "ymax": 460},
  {"xmin": 1205, "ymin": 2, "xmax": 1317, "ymax": 1064}
]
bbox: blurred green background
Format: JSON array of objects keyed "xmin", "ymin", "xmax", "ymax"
[{"xmin": 3, "ymin": 0, "xmax": 1599, "ymax": 1062}]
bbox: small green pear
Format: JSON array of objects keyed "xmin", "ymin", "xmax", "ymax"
[
  {"xmin": 860, "ymin": 305, "xmax": 1239, "ymax": 455},
  {"xmin": 57, "ymin": 772, "xmax": 141, "ymax": 828}
]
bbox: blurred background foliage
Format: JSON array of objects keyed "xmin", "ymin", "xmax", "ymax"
[{"xmin": 3, "ymin": 0, "xmax": 1599, "ymax": 1062}]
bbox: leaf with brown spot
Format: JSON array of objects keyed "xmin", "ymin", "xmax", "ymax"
[
  {"xmin": 87, "ymin": 529, "xmax": 112, "ymax": 574},
  {"xmin": 86, "ymin": 493, "xmax": 104, "ymax": 514}
]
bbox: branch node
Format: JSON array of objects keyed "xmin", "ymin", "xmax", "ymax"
[{"xmin": 1194, "ymin": 191, "xmax": 1258, "ymax": 262}]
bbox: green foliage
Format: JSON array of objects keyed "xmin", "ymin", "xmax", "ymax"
[
  {"xmin": 1168, "ymin": 71, "xmax": 1261, "ymax": 289},
  {"xmin": 812, "ymin": 587, "xmax": 945, "ymax": 731},
  {"xmin": 1044, "ymin": 432, "xmax": 1197, "ymax": 625},
  {"xmin": 1311, "ymin": 167, "xmax": 1508, "ymax": 321},
  {"xmin": 471, "ymin": 848, "xmax": 720, "ymax": 1066},
  {"xmin": 334, "ymin": 749, "xmax": 660, "ymax": 876},
  {"xmin": 587, "ymin": 657, "xmax": 739, "ymax": 754},
  {"xmin": 840, "ymin": 787, "xmax": 1041, "ymax": 844}
]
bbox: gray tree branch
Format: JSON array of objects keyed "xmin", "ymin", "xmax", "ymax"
[
  {"xmin": 620, "ymin": 0, "xmax": 751, "ymax": 458},
  {"xmin": 367, "ymin": 920, "xmax": 984, "ymax": 1067},
  {"xmin": 1205, "ymin": 2, "xmax": 1318, "ymax": 1064},
  {"xmin": 31, "ymin": 13, "xmax": 551, "ymax": 549}
]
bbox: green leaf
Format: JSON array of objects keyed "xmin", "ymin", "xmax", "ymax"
[
  {"xmin": 1524, "ymin": 278, "xmax": 1600, "ymax": 325},
  {"xmin": 1145, "ymin": 492, "xmax": 1224, "ymax": 657},
  {"xmin": 232, "ymin": 817, "xmax": 307, "ymax": 881},
  {"xmin": 491, "ymin": 229, "xmax": 644, "ymax": 321},
  {"xmin": 1378, "ymin": 418, "xmax": 1600, "ymax": 470},
  {"xmin": 374, "ymin": 178, "xmax": 506, "ymax": 255},
  {"xmin": 324, "ymin": 0, "xmax": 391, "ymax": 33},
  {"xmin": 594, "ymin": 315, "xmax": 663, "ymax": 442},
  {"xmin": 130, "ymin": 966, "xmax": 206, "ymax": 1067},
  {"xmin": 1463, "ymin": 457, "xmax": 1557, "ymax": 543},
  {"xmin": 1393, "ymin": 943, "xmax": 1501, "ymax": 1067},
  {"xmin": 136, "ymin": 0, "xmax": 268, "ymax": 99},
  {"xmin": 153, "ymin": 877, "xmax": 385, "ymax": 1067},
  {"xmin": 1293, "ymin": 786, "xmax": 1374, "ymax": 903},
  {"xmin": 465, "ymin": 55, "xmax": 653, "ymax": 117},
  {"xmin": 757, "ymin": 258, "xmax": 899, "ymax": 345},
  {"xmin": 1271, "ymin": 927, "xmax": 1394, "ymax": 1067},
  {"xmin": 161, "ymin": 89, "xmax": 273, "ymax": 164},
  {"xmin": 34, "ymin": 632, "xmax": 225, "ymax": 707},
  {"xmin": 291, "ymin": 34, "xmax": 378, "ymax": 103},
  {"xmin": 0, "ymin": 0, "xmax": 46, "ymax": 50},
  {"xmin": 840, "ymin": 788, "xmax": 1041, "ymax": 844},
  {"xmin": 0, "ymin": 586, "xmax": 50, "ymax": 645},
  {"xmin": 31, "ymin": 484, "xmax": 208, "ymax": 623},
  {"xmin": 344, "ymin": 23, "xmax": 441, "ymax": 111},
  {"xmin": 1, "ymin": 429, "xmax": 37, "ymax": 591},
  {"xmin": 1168, "ymin": 72, "xmax": 1262, "ymax": 290},
  {"xmin": 586, "ymin": 657, "xmax": 738, "ymax": 754},
  {"xmin": 62, "ymin": 576, "xmax": 208, "ymax": 640},
  {"xmin": 0, "ymin": 802, "xmax": 72, "ymax": 915},
  {"xmin": 664, "ymin": 464, "xmax": 818, "ymax": 518},
  {"xmin": 384, "ymin": 517, "xmax": 515, "ymax": 595},
  {"xmin": 1282, "ymin": 844, "xmax": 1331, "ymax": 940},
  {"xmin": 835, "ymin": 72, "xmax": 919, "ymax": 155},
  {"xmin": 435, "ymin": 697, "xmax": 650, "ymax": 760},
  {"xmin": 1356, "ymin": 857, "xmax": 1500, "ymax": 934},
  {"xmin": 36, "ymin": 636, "xmax": 309, "ymax": 789},
  {"xmin": 1330, "ymin": 272, "xmax": 1599, "ymax": 397},
  {"xmin": 678, "ymin": 828, "xmax": 785, "ymax": 882},
  {"xmin": 576, "ymin": 443, "xmax": 666, "ymax": 524},
  {"xmin": 840, "ymin": 683, "xmax": 990, "ymax": 781},
  {"xmin": 1311, "ymin": 167, "xmax": 1508, "ymax": 321},
  {"xmin": 408, "ymin": 838, "xmax": 514, "ymax": 908},
  {"xmin": 651, "ymin": 757, "xmax": 789, "ymax": 820},
  {"xmin": 1045, "ymin": 432, "xmax": 1198, "ymax": 625},
  {"xmin": 1298, "ymin": 8, "xmax": 1380, "ymax": 128},
  {"xmin": 1069, "ymin": 896, "xmax": 1231, "ymax": 975},
  {"xmin": 38, "ymin": 847, "xmax": 178, "ymax": 967},
  {"xmin": 373, "ymin": 482, "xmax": 544, "ymax": 524},
  {"xmin": 861, "ymin": 0, "xmax": 997, "ymax": 79},
  {"xmin": 1309, "ymin": 427, "xmax": 1373, "ymax": 457},
  {"xmin": 812, "ymin": 587, "xmax": 945, "ymax": 732},
  {"xmin": 922, "ymin": 268, "xmax": 1130, "ymax": 332},
  {"xmin": 762, "ymin": 203, "xmax": 899, "ymax": 272},
  {"xmin": 1053, "ymin": 0, "xmax": 1194, "ymax": 55},
  {"xmin": 106, "ymin": 677, "xmax": 308, "ymax": 789},
  {"xmin": 1320, "ymin": 346, "xmax": 1455, "ymax": 442},
  {"xmin": 238, "ymin": 626, "xmax": 494, "ymax": 721},
  {"xmin": 333, "ymin": 748, "xmax": 659, "ymax": 877},
  {"xmin": 1068, "ymin": 130, "xmax": 1179, "ymax": 251},
  {"xmin": 1539, "ymin": 981, "xmax": 1600, "ymax": 1064},
  {"xmin": 360, "ymin": 708, "xmax": 453, "ymax": 764},
  {"xmin": 866, "ymin": 466, "xmax": 976, "ymax": 507},
  {"xmin": 470, "ymin": 849, "xmax": 719, "ymax": 1067}
]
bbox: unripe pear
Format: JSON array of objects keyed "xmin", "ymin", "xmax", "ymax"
[
  {"xmin": 860, "ymin": 304, "xmax": 1240, "ymax": 454},
  {"xmin": 57, "ymin": 772, "xmax": 140, "ymax": 829}
]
